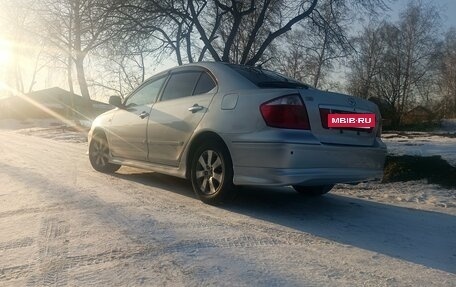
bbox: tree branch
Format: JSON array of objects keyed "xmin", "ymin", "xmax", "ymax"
[
  {"xmin": 240, "ymin": 0, "xmax": 271, "ymax": 64},
  {"xmin": 188, "ymin": 0, "xmax": 221, "ymax": 61},
  {"xmin": 246, "ymin": 0, "xmax": 318, "ymax": 66}
]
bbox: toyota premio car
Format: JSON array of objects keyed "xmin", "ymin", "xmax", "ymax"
[{"xmin": 88, "ymin": 62, "xmax": 386, "ymax": 204}]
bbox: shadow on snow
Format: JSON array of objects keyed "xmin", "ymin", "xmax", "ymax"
[{"xmin": 114, "ymin": 169, "xmax": 456, "ymax": 274}]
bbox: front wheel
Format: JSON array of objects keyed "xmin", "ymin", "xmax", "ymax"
[
  {"xmin": 292, "ymin": 185, "xmax": 334, "ymax": 196},
  {"xmin": 190, "ymin": 141, "xmax": 234, "ymax": 205},
  {"xmin": 89, "ymin": 133, "xmax": 121, "ymax": 173}
]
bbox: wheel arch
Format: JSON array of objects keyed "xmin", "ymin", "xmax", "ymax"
[
  {"xmin": 90, "ymin": 127, "xmax": 111, "ymax": 143},
  {"xmin": 89, "ymin": 127, "xmax": 110, "ymax": 149},
  {"xmin": 92, "ymin": 127, "xmax": 107, "ymax": 137},
  {"xmin": 185, "ymin": 130, "xmax": 232, "ymax": 179},
  {"xmin": 88, "ymin": 127, "xmax": 121, "ymax": 173}
]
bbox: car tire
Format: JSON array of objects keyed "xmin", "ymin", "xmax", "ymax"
[
  {"xmin": 89, "ymin": 133, "xmax": 121, "ymax": 173},
  {"xmin": 292, "ymin": 184, "xmax": 334, "ymax": 196},
  {"xmin": 190, "ymin": 140, "xmax": 235, "ymax": 205}
]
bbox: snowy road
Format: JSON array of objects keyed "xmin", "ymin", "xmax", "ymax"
[{"xmin": 0, "ymin": 131, "xmax": 455, "ymax": 286}]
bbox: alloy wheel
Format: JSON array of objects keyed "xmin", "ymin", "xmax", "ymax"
[
  {"xmin": 195, "ymin": 149, "xmax": 224, "ymax": 195},
  {"xmin": 90, "ymin": 139, "xmax": 110, "ymax": 168}
]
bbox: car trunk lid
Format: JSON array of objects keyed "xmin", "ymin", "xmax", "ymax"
[{"xmin": 299, "ymin": 89, "xmax": 380, "ymax": 147}]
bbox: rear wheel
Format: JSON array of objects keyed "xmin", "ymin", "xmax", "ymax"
[
  {"xmin": 89, "ymin": 133, "xmax": 121, "ymax": 173},
  {"xmin": 292, "ymin": 185, "xmax": 334, "ymax": 196},
  {"xmin": 190, "ymin": 141, "xmax": 234, "ymax": 205}
]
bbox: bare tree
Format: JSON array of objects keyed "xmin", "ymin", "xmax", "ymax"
[
  {"xmin": 33, "ymin": 0, "xmax": 124, "ymax": 102},
  {"xmin": 347, "ymin": 23, "xmax": 385, "ymax": 99},
  {"xmin": 0, "ymin": 0, "xmax": 37, "ymax": 94},
  {"xmin": 347, "ymin": 1, "xmax": 440, "ymax": 126},
  {"xmin": 112, "ymin": 0, "xmax": 196, "ymax": 65},
  {"xmin": 276, "ymin": 0, "xmax": 390, "ymax": 89},
  {"xmin": 89, "ymin": 35, "xmax": 167, "ymax": 99},
  {"xmin": 438, "ymin": 28, "xmax": 456, "ymax": 118},
  {"xmin": 277, "ymin": 0, "xmax": 352, "ymax": 88},
  {"xmin": 118, "ymin": 0, "xmax": 319, "ymax": 66},
  {"xmin": 276, "ymin": 30, "xmax": 312, "ymax": 83}
]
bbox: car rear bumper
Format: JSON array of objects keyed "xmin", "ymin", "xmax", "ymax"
[{"xmin": 229, "ymin": 140, "xmax": 386, "ymax": 186}]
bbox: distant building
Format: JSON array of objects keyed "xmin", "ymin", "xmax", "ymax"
[
  {"xmin": 0, "ymin": 87, "xmax": 112, "ymax": 120},
  {"xmin": 368, "ymin": 97, "xmax": 395, "ymax": 127},
  {"xmin": 402, "ymin": 106, "xmax": 435, "ymax": 125}
]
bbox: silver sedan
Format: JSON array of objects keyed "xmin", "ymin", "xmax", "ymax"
[{"xmin": 88, "ymin": 62, "xmax": 386, "ymax": 204}]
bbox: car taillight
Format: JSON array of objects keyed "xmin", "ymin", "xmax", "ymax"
[
  {"xmin": 320, "ymin": 108, "xmax": 330, "ymax": 128},
  {"xmin": 260, "ymin": 94, "xmax": 311, "ymax": 130}
]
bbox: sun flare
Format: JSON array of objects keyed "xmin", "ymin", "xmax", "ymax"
[{"xmin": 0, "ymin": 38, "xmax": 12, "ymax": 65}]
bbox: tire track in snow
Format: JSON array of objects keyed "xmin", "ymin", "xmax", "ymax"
[
  {"xmin": 0, "ymin": 237, "xmax": 34, "ymax": 251},
  {"xmin": 0, "ymin": 264, "xmax": 33, "ymax": 282},
  {"xmin": 27, "ymin": 217, "xmax": 70, "ymax": 287},
  {"xmin": 1, "ymin": 131, "xmax": 455, "ymax": 286}
]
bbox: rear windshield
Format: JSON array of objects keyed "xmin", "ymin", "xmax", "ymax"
[{"xmin": 227, "ymin": 64, "xmax": 309, "ymax": 89}]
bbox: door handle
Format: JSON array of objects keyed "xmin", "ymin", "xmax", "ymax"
[
  {"xmin": 188, "ymin": 104, "xmax": 204, "ymax": 113},
  {"xmin": 139, "ymin": 111, "xmax": 150, "ymax": 119}
]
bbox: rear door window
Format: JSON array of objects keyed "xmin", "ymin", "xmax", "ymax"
[
  {"xmin": 160, "ymin": 71, "xmax": 201, "ymax": 101},
  {"xmin": 193, "ymin": 72, "xmax": 216, "ymax": 95}
]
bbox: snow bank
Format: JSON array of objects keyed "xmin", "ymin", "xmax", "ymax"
[
  {"xmin": 439, "ymin": 118, "xmax": 456, "ymax": 132},
  {"xmin": 0, "ymin": 118, "xmax": 64, "ymax": 130},
  {"xmin": 16, "ymin": 127, "xmax": 87, "ymax": 143},
  {"xmin": 334, "ymin": 180, "xmax": 456, "ymax": 214},
  {"xmin": 0, "ymin": 118, "xmax": 88, "ymax": 143},
  {"xmin": 383, "ymin": 133, "xmax": 456, "ymax": 167}
]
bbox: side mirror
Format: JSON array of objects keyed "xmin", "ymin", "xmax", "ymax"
[{"xmin": 109, "ymin": 96, "xmax": 123, "ymax": 108}]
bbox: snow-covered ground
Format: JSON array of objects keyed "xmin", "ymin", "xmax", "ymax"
[
  {"xmin": 438, "ymin": 118, "xmax": 456, "ymax": 133},
  {"xmin": 0, "ymin": 119, "xmax": 455, "ymax": 285},
  {"xmin": 16, "ymin": 127, "xmax": 88, "ymax": 143},
  {"xmin": 0, "ymin": 118, "xmax": 66, "ymax": 130},
  {"xmin": 0, "ymin": 118, "xmax": 88, "ymax": 143},
  {"xmin": 383, "ymin": 132, "xmax": 456, "ymax": 167},
  {"xmin": 334, "ymin": 181, "xmax": 455, "ymax": 212},
  {"xmin": 1, "ymin": 117, "xmax": 455, "ymax": 210},
  {"xmin": 0, "ymin": 131, "xmax": 454, "ymax": 286}
]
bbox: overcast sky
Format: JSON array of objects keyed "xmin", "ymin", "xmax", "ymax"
[{"xmin": 389, "ymin": 0, "xmax": 456, "ymax": 30}]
